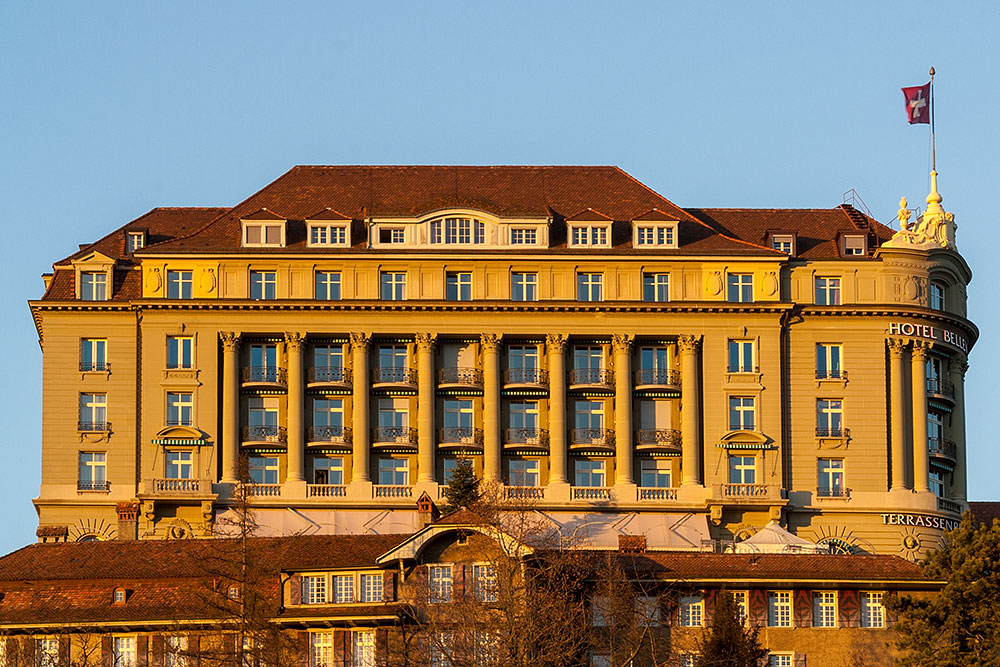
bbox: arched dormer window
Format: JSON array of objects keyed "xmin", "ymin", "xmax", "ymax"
[{"xmin": 429, "ymin": 218, "xmax": 485, "ymax": 245}]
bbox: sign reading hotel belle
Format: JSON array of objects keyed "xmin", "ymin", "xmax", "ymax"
[{"xmin": 888, "ymin": 322, "xmax": 968, "ymax": 352}]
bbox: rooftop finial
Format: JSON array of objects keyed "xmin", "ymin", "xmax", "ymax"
[
  {"xmin": 926, "ymin": 170, "xmax": 944, "ymax": 214},
  {"xmin": 897, "ymin": 196, "xmax": 912, "ymax": 231}
]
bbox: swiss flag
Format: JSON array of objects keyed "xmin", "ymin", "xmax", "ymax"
[{"xmin": 902, "ymin": 83, "xmax": 931, "ymax": 124}]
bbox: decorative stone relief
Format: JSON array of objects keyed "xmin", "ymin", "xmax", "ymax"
[
  {"xmin": 764, "ymin": 271, "xmax": 778, "ymax": 296},
  {"xmin": 146, "ymin": 267, "xmax": 162, "ymax": 293},
  {"xmin": 219, "ymin": 331, "xmax": 240, "ymax": 352},
  {"xmin": 678, "ymin": 334, "xmax": 702, "ymax": 354},
  {"xmin": 480, "ymin": 333, "xmax": 503, "ymax": 352},
  {"xmin": 349, "ymin": 332, "xmax": 371, "ymax": 350},
  {"xmin": 201, "ymin": 267, "xmax": 217, "ymax": 293},
  {"xmin": 545, "ymin": 333, "xmax": 568, "ymax": 352},
  {"xmin": 415, "ymin": 332, "xmax": 438, "ymax": 351},
  {"xmin": 706, "ymin": 270, "xmax": 723, "ymax": 296},
  {"xmin": 611, "ymin": 333, "xmax": 634, "ymax": 353},
  {"xmin": 284, "ymin": 332, "xmax": 307, "ymax": 351}
]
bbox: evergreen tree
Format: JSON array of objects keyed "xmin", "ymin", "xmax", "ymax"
[
  {"xmin": 887, "ymin": 513, "xmax": 1000, "ymax": 667},
  {"xmin": 695, "ymin": 591, "xmax": 768, "ymax": 667},
  {"xmin": 442, "ymin": 457, "xmax": 480, "ymax": 511}
]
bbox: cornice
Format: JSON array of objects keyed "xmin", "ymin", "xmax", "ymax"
[{"xmin": 800, "ymin": 305, "xmax": 979, "ymax": 342}]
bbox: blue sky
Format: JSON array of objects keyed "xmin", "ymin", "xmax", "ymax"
[{"xmin": 2, "ymin": 2, "xmax": 997, "ymax": 555}]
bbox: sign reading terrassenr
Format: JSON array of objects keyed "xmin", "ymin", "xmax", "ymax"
[{"xmin": 888, "ymin": 322, "xmax": 968, "ymax": 353}]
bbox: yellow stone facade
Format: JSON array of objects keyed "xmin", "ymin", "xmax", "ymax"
[{"xmin": 28, "ymin": 166, "xmax": 975, "ymax": 559}]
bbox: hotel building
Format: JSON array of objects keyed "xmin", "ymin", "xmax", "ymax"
[{"xmin": 28, "ymin": 165, "xmax": 975, "ymax": 558}]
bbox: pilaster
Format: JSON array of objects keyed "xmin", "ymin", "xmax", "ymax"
[
  {"xmin": 888, "ymin": 339, "xmax": 909, "ymax": 491},
  {"xmin": 678, "ymin": 334, "xmax": 703, "ymax": 489},
  {"xmin": 416, "ymin": 333, "xmax": 437, "ymax": 484},
  {"xmin": 481, "ymin": 334, "xmax": 502, "ymax": 482},
  {"xmin": 220, "ymin": 332, "xmax": 240, "ymax": 484},
  {"xmin": 950, "ymin": 355, "xmax": 969, "ymax": 502},
  {"xmin": 911, "ymin": 341, "xmax": 930, "ymax": 493},
  {"xmin": 350, "ymin": 332, "xmax": 371, "ymax": 486},
  {"xmin": 546, "ymin": 333, "xmax": 569, "ymax": 493},
  {"xmin": 283, "ymin": 332, "xmax": 307, "ymax": 496},
  {"xmin": 612, "ymin": 333, "xmax": 634, "ymax": 488}
]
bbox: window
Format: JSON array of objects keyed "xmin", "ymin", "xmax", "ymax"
[
  {"xmin": 167, "ymin": 392, "xmax": 193, "ymax": 426},
  {"xmin": 635, "ymin": 224, "xmax": 676, "ymax": 247},
  {"xmin": 429, "ymin": 634, "xmax": 453, "ymax": 667},
  {"xmin": 574, "ymin": 345, "xmax": 604, "ymax": 372},
  {"xmin": 36, "ymin": 638, "xmax": 59, "ymax": 667},
  {"xmin": 728, "ymin": 396, "xmax": 755, "ymax": 431},
  {"xmin": 114, "ymin": 588, "xmax": 126, "ymax": 603},
  {"xmin": 81, "ymin": 271, "xmax": 108, "ymax": 300},
  {"xmin": 731, "ymin": 591, "xmax": 749, "ymax": 626},
  {"xmin": 379, "ymin": 226, "xmax": 406, "ymax": 244},
  {"xmin": 249, "ymin": 344, "xmax": 279, "ymax": 381},
  {"xmin": 79, "ymin": 393, "xmax": 108, "ymax": 431},
  {"xmin": 574, "ymin": 400, "xmax": 605, "ymax": 435},
  {"xmin": 508, "ymin": 401, "xmax": 540, "ymax": 439},
  {"xmin": 250, "ymin": 271, "xmax": 276, "ymax": 300},
  {"xmin": 378, "ymin": 458, "xmax": 408, "ymax": 486},
  {"xmin": 727, "ymin": 273, "xmax": 753, "ymax": 302},
  {"xmin": 313, "ymin": 399, "xmax": 345, "ymax": 432},
  {"xmin": 574, "ymin": 460, "xmax": 605, "ymax": 487},
  {"xmin": 508, "ymin": 345, "xmax": 540, "ymax": 370},
  {"xmin": 640, "ymin": 459, "xmax": 671, "ymax": 488},
  {"xmin": 127, "ymin": 231, "xmax": 145, "ymax": 253},
  {"xmin": 79, "ymin": 452, "xmax": 107, "ymax": 490},
  {"xmin": 446, "ymin": 272, "xmax": 472, "ymax": 301},
  {"xmin": 352, "ymin": 630, "xmax": 375, "ymax": 667},
  {"xmin": 308, "ymin": 223, "xmax": 349, "ymax": 247},
  {"xmin": 312, "ymin": 457, "xmax": 344, "ymax": 485},
  {"xmin": 310, "ymin": 632, "xmax": 333, "ymax": 667},
  {"xmin": 430, "ymin": 218, "xmax": 485, "ymax": 245},
  {"xmin": 635, "ymin": 596, "xmax": 662, "ymax": 627},
  {"xmin": 360, "ymin": 573, "xmax": 384, "ymax": 602},
  {"xmin": 333, "ymin": 574, "xmax": 354, "ymax": 603},
  {"xmin": 429, "ymin": 565, "xmax": 453, "ymax": 603},
  {"xmin": 377, "ymin": 398, "xmax": 409, "ymax": 441},
  {"xmin": 443, "ymin": 457, "xmax": 472, "ymax": 484},
  {"xmin": 929, "ymin": 470, "xmax": 945, "ymax": 498},
  {"xmin": 380, "ymin": 272, "xmax": 406, "ymax": 300},
  {"xmin": 642, "ymin": 273, "xmax": 670, "ymax": 302},
  {"xmin": 928, "ymin": 410, "xmax": 945, "ymax": 453},
  {"xmin": 378, "ymin": 344, "xmax": 407, "ymax": 371},
  {"xmin": 768, "ymin": 591, "xmax": 792, "ymax": 627},
  {"xmin": 680, "ymin": 595, "xmax": 704, "ymax": 627},
  {"xmin": 813, "ymin": 591, "xmax": 837, "ymax": 627},
  {"xmin": 590, "ymin": 654, "xmax": 611, "ymax": 667},
  {"xmin": 509, "ymin": 459, "xmax": 539, "ymax": 487},
  {"xmin": 248, "ymin": 456, "xmax": 279, "ymax": 485},
  {"xmin": 769, "ymin": 656, "xmax": 793, "ymax": 667},
  {"xmin": 243, "ymin": 221, "xmax": 284, "ymax": 247},
  {"xmin": 861, "ymin": 592, "xmax": 885, "ymax": 628},
  {"xmin": 228, "ymin": 585, "xmax": 240, "ymax": 600},
  {"xmin": 165, "ymin": 451, "xmax": 193, "ymax": 480},
  {"xmin": 728, "ymin": 339, "xmax": 755, "ymax": 373},
  {"xmin": 816, "ymin": 343, "xmax": 842, "ymax": 379},
  {"xmin": 728, "ymin": 455, "xmax": 756, "ymax": 485},
  {"xmin": 113, "ymin": 636, "xmax": 137, "ymax": 667},
  {"xmin": 315, "ymin": 271, "xmax": 341, "ymax": 300},
  {"xmin": 167, "ymin": 336, "xmax": 194, "ymax": 369},
  {"xmin": 569, "ymin": 225, "xmax": 610, "ymax": 247},
  {"xmin": 576, "ymin": 272, "xmax": 604, "ymax": 301},
  {"xmin": 930, "ymin": 281, "xmax": 946, "ymax": 310},
  {"xmin": 473, "ymin": 564, "xmax": 497, "ymax": 602},
  {"xmin": 510, "ymin": 227, "xmax": 537, "ymax": 245},
  {"xmin": 817, "ymin": 399, "xmax": 844, "ymax": 437},
  {"xmin": 590, "ymin": 595, "xmax": 612, "ymax": 627},
  {"xmin": 771, "ymin": 234, "xmax": 793, "ymax": 253},
  {"xmin": 680, "ymin": 656, "xmax": 697, "ymax": 667},
  {"xmin": 818, "ymin": 459, "xmax": 845, "ymax": 497},
  {"xmin": 511, "ymin": 272, "xmax": 538, "ymax": 301},
  {"xmin": 844, "ymin": 234, "xmax": 865, "ymax": 255},
  {"xmin": 248, "ymin": 396, "xmax": 279, "ymax": 438},
  {"xmin": 81, "ymin": 338, "xmax": 107, "ymax": 372},
  {"xmin": 166, "ymin": 270, "xmax": 192, "ymax": 299},
  {"xmin": 815, "ymin": 276, "xmax": 842, "ymax": 305},
  {"xmin": 302, "ymin": 575, "xmax": 327, "ymax": 604},
  {"xmin": 164, "ymin": 636, "xmax": 187, "ymax": 667}
]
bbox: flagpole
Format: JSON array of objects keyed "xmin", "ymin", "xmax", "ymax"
[{"xmin": 929, "ymin": 66, "xmax": 936, "ymax": 171}]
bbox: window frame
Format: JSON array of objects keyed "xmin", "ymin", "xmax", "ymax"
[
  {"xmin": 508, "ymin": 458, "xmax": 540, "ymax": 487},
  {"xmin": 679, "ymin": 594, "xmax": 705, "ymax": 627},
  {"xmin": 165, "ymin": 450, "xmax": 194, "ymax": 480},
  {"xmin": 314, "ymin": 271, "xmax": 342, "ymax": 300},
  {"xmin": 379, "ymin": 271, "xmax": 407, "ymax": 300},
  {"xmin": 817, "ymin": 458, "xmax": 845, "ymax": 497},
  {"xmin": 78, "ymin": 451, "xmax": 108, "ymax": 490},
  {"xmin": 639, "ymin": 459, "xmax": 671, "ymax": 488},
  {"xmin": 727, "ymin": 339, "xmax": 756, "ymax": 373},
  {"xmin": 167, "ymin": 336, "xmax": 194, "ymax": 370},
  {"xmin": 576, "ymin": 272, "xmax": 604, "ymax": 302},
  {"xmin": 929, "ymin": 281, "xmax": 946, "ymax": 310},
  {"xmin": 445, "ymin": 272, "xmax": 473, "ymax": 301},
  {"xmin": 568, "ymin": 224, "xmax": 611, "ymax": 248},
  {"xmin": 113, "ymin": 635, "xmax": 138, "ymax": 667},
  {"xmin": 633, "ymin": 222, "xmax": 677, "ymax": 248},
  {"xmin": 728, "ymin": 396, "xmax": 756, "ymax": 431},
  {"xmin": 307, "ymin": 222, "xmax": 350, "ymax": 248},
  {"xmin": 250, "ymin": 270, "xmax": 277, "ymax": 300},
  {"xmin": 573, "ymin": 459, "xmax": 606, "ymax": 488},
  {"xmin": 816, "ymin": 343, "xmax": 843, "ymax": 379},
  {"xmin": 728, "ymin": 454, "xmax": 757, "ymax": 485},
  {"xmin": 428, "ymin": 564, "xmax": 454, "ymax": 603},
  {"xmin": 510, "ymin": 227, "xmax": 538, "ymax": 245},
  {"xmin": 815, "ymin": 276, "xmax": 842, "ymax": 306},
  {"xmin": 377, "ymin": 457, "xmax": 409, "ymax": 486},
  {"xmin": 79, "ymin": 392, "xmax": 108, "ymax": 431},
  {"xmin": 166, "ymin": 391, "xmax": 194, "ymax": 426},
  {"xmin": 641, "ymin": 273, "xmax": 670, "ymax": 302},
  {"xmin": 816, "ymin": 399, "xmax": 844, "ymax": 437},
  {"xmin": 511, "ymin": 272, "xmax": 538, "ymax": 301},
  {"xmin": 726, "ymin": 273, "xmax": 754, "ymax": 302},
  {"xmin": 80, "ymin": 271, "xmax": 109, "ymax": 301},
  {"xmin": 242, "ymin": 220, "xmax": 286, "ymax": 247},
  {"xmin": 80, "ymin": 338, "xmax": 108, "ymax": 372},
  {"xmin": 843, "ymin": 234, "xmax": 866, "ymax": 256},
  {"xmin": 767, "ymin": 591, "xmax": 792, "ymax": 627},
  {"xmin": 860, "ymin": 591, "xmax": 886, "ymax": 628},
  {"xmin": 812, "ymin": 590, "xmax": 838, "ymax": 628}
]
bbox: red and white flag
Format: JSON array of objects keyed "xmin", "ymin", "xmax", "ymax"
[{"xmin": 902, "ymin": 82, "xmax": 931, "ymax": 124}]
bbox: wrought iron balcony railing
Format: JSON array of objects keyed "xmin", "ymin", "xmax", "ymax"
[
  {"xmin": 569, "ymin": 368, "xmax": 614, "ymax": 386},
  {"xmin": 928, "ymin": 438, "xmax": 958, "ymax": 460},
  {"xmin": 816, "ymin": 487, "xmax": 849, "ymax": 498},
  {"xmin": 815, "ymin": 369, "xmax": 847, "ymax": 380},
  {"xmin": 569, "ymin": 428, "xmax": 614, "ymax": 447},
  {"xmin": 242, "ymin": 366, "xmax": 287, "ymax": 385},
  {"xmin": 438, "ymin": 367, "xmax": 483, "ymax": 386},
  {"xmin": 80, "ymin": 361, "xmax": 110, "ymax": 372},
  {"xmin": 77, "ymin": 481, "xmax": 110, "ymax": 491},
  {"xmin": 504, "ymin": 427, "xmax": 549, "ymax": 447},
  {"xmin": 307, "ymin": 426, "xmax": 352, "ymax": 444},
  {"xmin": 636, "ymin": 428, "xmax": 682, "ymax": 449},
  {"xmin": 816, "ymin": 427, "xmax": 850, "ymax": 438},
  {"xmin": 373, "ymin": 426, "xmax": 418, "ymax": 445},
  {"xmin": 242, "ymin": 425, "xmax": 287, "ymax": 444},
  {"xmin": 307, "ymin": 366, "xmax": 351, "ymax": 385},
  {"xmin": 926, "ymin": 378, "xmax": 955, "ymax": 398},
  {"xmin": 634, "ymin": 368, "xmax": 680, "ymax": 387},
  {"xmin": 503, "ymin": 367, "xmax": 548, "ymax": 386},
  {"xmin": 438, "ymin": 427, "xmax": 483, "ymax": 446},
  {"xmin": 373, "ymin": 367, "xmax": 417, "ymax": 385},
  {"xmin": 78, "ymin": 421, "xmax": 111, "ymax": 433}
]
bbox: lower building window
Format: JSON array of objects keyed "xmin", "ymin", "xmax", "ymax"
[
  {"xmin": 36, "ymin": 638, "xmax": 59, "ymax": 667},
  {"xmin": 310, "ymin": 632, "xmax": 333, "ymax": 667},
  {"xmin": 78, "ymin": 452, "xmax": 107, "ymax": 491},
  {"xmin": 312, "ymin": 457, "xmax": 344, "ymax": 485},
  {"xmin": 574, "ymin": 460, "xmax": 605, "ymax": 487},
  {"xmin": 728, "ymin": 396, "xmax": 756, "ymax": 430},
  {"xmin": 333, "ymin": 574, "xmax": 354, "ymax": 603},
  {"xmin": 679, "ymin": 595, "xmax": 704, "ymax": 627},
  {"xmin": 813, "ymin": 591, "xmax": 837, "ymax": 627},
  {"xmin": 378, "ymin": 458, "xmax": 408, "ymax": 486},
  {"xmin": 113, "ymin": 636, "xmax": 137, "ymax": 667},
  {"xmin": 164, "ymin": 636, "xmax": 188, "ymax": 667},
  {"xmin": 473, "ymin": 564, "xmax": 497, "ymax": 602},
  {"xmin": 165, "ymin": 451, "xmax": 193, "ymax": 479},
  {"xmin": 302, "ymin": 575, "xmax": 327, "ymax": 604},
  {"xmin": 861, "ymin": 591, "xmax": 886, "ymax": 628},
  {"xmin": 768, "ymin": 591, "xmax": 792, "ymax": 627},
  {"xmin": 360, "ymin": 573, "xmax": 384, "ymax": 603},
  {"xmin": 429, "ymin": 565, "xmax": 453, "ymax": 603},
  {"xmin": 166, "ymin": 392, "xmax": 194, "ymax": 426},
  {"xmin": 248, "ymin": 457, "xmax": 279, "ymax": 485},
  {"xmin": 930, "ymin": 470, "xmax": 945, "ymax": 497},
  {"xmin": 769, "ymin": 655, "xmax": 793, "ymax": 667},
  {"xmin": 640, "ymin": 459, "xmax": 671, "ymax": 488},
  {"xmin": 817, "ymin": 458, "xmax": 845, "ymax": 497},
  {"xmin": 508, "ymin": 459, "xmax": 540, "ymax": 487}
]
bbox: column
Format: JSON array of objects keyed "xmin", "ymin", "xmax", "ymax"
[
  {"xmin": 416, "ymin": 333, "xmax": 437, "ymax": 484},
  {"xmin": 220, "ymin": 332, "xmax": 240, "ymax": 484},
  {"xmin": 284, "ymin": 333, "xmax": 306, "ymax": 484},
  {"xmin": 678, "ymin": 335, "xmax": 703, "ymax": 486},
  {"xmin": 481, "ymin": 334, "xmax": 502, "ymax": 483},
  {"xmin": 911, "ymin": 341, "xmax": 930, "ymax": 493},
  {"xmin": 546, "ymin": 334, "xmax": 568, "ymax": 485},
  {"xmin": 888, "ymin": 339, "xmax": 909, "ymax": 491},
  {"xmin": 950, "ymin": 356, "xmax": 969, "ymax": 502},
  {"xmin": 612, "ymin": 334, "xmax": 634, "ymax": 486},
  {"xmin": 350, "ymin": 333, "xmax": 371, "ymax": 483}
]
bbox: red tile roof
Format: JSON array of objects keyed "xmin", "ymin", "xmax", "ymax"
[{"xmin": 969, "ymin": 502, "xmax": 1000, "ymax": 526}]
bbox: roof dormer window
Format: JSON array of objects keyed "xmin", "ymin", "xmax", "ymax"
[
  {"xmin": 127, "ymin": 231, "xmax": 146, "ymax": 253},
  {"xmin": 766, "ymin": 231, "xmax": 796, "ymax": 255},
  {"xmin": 842, "ymin": 234, "xmax": 866, "ymax": 257},
  {"xmin": 430, "ymin": 218, "xmax": 485, "ymax": 245},
  {"xmin": 241, "ymin": 210, "xmax": 287, "ymax": 247},
  {"xmin": 112, "ymin": 587, "xmax": 127, "ymax": 604},
  {"xmin": 306, "ymin": 209, "xmax": 352, "ymax": 248},
  {"xmin": 569, "ymin": 224, "xmax": 610, "ymax": 247},
  {"xmin": 634, "ymin": 223, "xmax": 678, "ymax": 248}
]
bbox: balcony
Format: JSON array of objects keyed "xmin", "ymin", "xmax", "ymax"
[
  {"xmin": 372, "ymin": 426, "xmax": 418, "ymax": 448},
  {"xmin": 78, "ymin": 421, "xmax": 111, "ymax": 433},
  {"xmin": 242, "ymin": 425, "xmax": 287, "ymax": 446},
  {"xmin": 635, "ymin": 428, "xmax": 682, "ymax": 453},
  {"xmin": 569, "ymin": 428, "xmax": 615, "ymax": 451},
  {"xmin": 438, "ymin": 427, "xmax": 484, "ymax": 450},
  {"xmin": 306, "ymin": 366, "xmax": 351, "ymax": 389},
  {"xmin": 816, "ymin": 487, "xmax": 850, "ymax": 499},
  {"xmin": 815, "ymin": 369, "xmax": 848, "ymax": 381},
  {"xmin": 438, "ymin": 367, "xmax": 483, "ymax": 389},
  {"xmin": 927, "ymin": 378, "xmax": 955, "ymax": 400},
  {"xmin": 242, "ymin": 366, "xmax": 287, "ymax": 388},
  {"xmin": 722, "ymin": 483, "xmax": 770, "ymax": 498},
  {"xmin": 306, "ymin": 484, "xmax": 347, "ymax": 498},
  {"xmin": 372, "ymin": 367, "xmax": 417, "ymax": 389},
  {"xmin": 503, "ymin": 367, "xmax": 548, "ymax": 389},
  {"xmin": 928, "ymin": 438, "xmax": 958, "ymax": 463},
  {"xmin": 245, "ymin": 484, "xmax": 281, "ymax": 497},
  {"xmin": 80, "ymin": 361, "xmax": 110, "ymax": 373},
  {"xmin": 77, "ymin": 481, "xmax": 110, "ymax": 492},
  {"xmin": 572, "ymin": 487, "xmax": 612, "ymax": 501},
  {"xmin": 503, "ymin": 428, "xmax": 549, "ymax": 451},
  {"xmin": 638, "ymin": 487, "xmax": 677, "ymax": 501},
  {"xmin": 504, "ymin": 486, "xmax": 545, "ymax": 501},
  {"xmin": 374, "ymin": 485, "xmax": 413, "ymax": 499},
  {"xmin": 307, "ymin": 426, "xmax": 352, "ymax": 446},
  {"xmin": 937, "ymin": 497, "xmax": 963, "ymax": 515},
  {"xmin": 634, "ymin": 368, "xmax": 680, "ymax": 391},
  {"xmin": 152, "ymin": 478, "xmax": 203, "ymax": 494},
  {"xmin": 816, "ymin": 427, "xmax": 850, "ymax": 439},
  {"xmin": 568, "ymin": 368, "xmax": 614, "ymax": 390}
]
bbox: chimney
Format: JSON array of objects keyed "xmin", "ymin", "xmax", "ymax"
[
  {"xmin": 618, "ymin": 534, "xmax": 647, "ymax": 553},
  {"xmin": 116, "ymin": 501, "xmax": 140, "ymax": 540},
  {"xmin": 416, "ymin": 492, "xmax": 439, "ymax": 528}
]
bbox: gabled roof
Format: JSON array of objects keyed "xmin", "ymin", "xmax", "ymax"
[
  {"xmin": 566, "ymin": 207, "xmax": 614, "ymax": 222},
  {"xmin": 305, "ymin": 207, "xmax": 352, "ymax": 221},
  {"xmin": 241, "ymin": 208, "xmax": 285, "ymax": 221}
]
